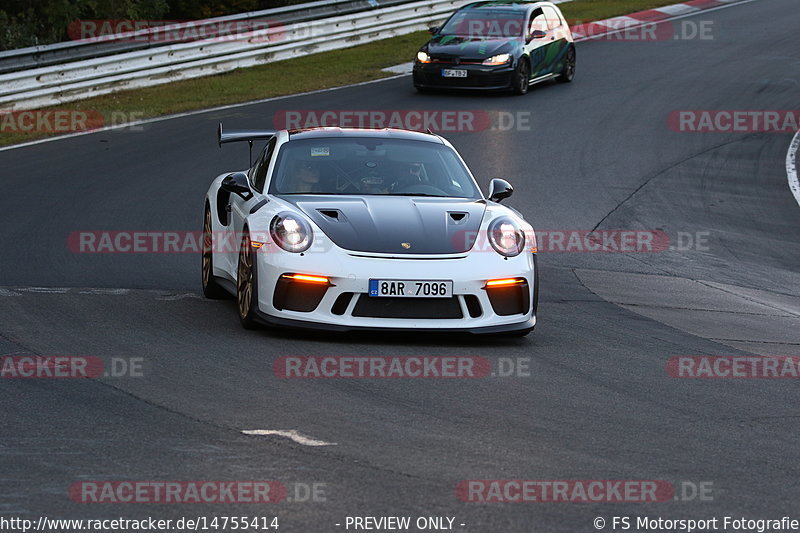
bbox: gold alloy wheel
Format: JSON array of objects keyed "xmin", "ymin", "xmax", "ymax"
[
  {"xmin": 237, "ymin": 232, "xmax": 253, "ymax": 319},
  {"xmin": 202, "ymin": 208, "xmax": 213, "ymax": 287}
]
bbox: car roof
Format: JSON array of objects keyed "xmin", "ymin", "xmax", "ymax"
[
  {"xmin": 460, "ymin": 1, "xmax": 549, "ymax": 12},
  {"xmin": 287, "ymin": 127, "xmax": 444, "ymax": 144}
]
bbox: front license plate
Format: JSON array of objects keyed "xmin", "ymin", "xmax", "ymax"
[
  {"xmin": 442, "ymin": 69, "xmax": 467, "ymax": 78},
  {"xmin": 369, "ymin": 280, "xmax": 453, "ymax": 298}
]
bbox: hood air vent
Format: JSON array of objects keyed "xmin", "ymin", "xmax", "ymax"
[
  {"xmin": 448, "ymin": 212, "xmax": 469, "ymax": 225},
  {"xmin": 318, "ymin": 209, "xmax": 346, "ymax": 222}
]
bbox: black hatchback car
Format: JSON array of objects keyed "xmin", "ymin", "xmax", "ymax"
[{"xmin": 413, "ymin": 1, "xmax": 575, "ymax": 95}]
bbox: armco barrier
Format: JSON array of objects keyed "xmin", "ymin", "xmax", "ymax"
[
  {"xmin": 0, "ymin": 0, "xmax": 472, "ymax": 111},
  {"xmin": 0, "ymin": 0, "xmax": 413, "ymax": 74}
]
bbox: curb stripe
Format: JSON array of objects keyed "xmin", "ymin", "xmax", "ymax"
[
  {"xmin": 571, "ymin": 0, "xmax": 755, "ymax": 40},
  {"xmin": 787, "ymin": 129, "xmax": 800, "ymax": 209}
]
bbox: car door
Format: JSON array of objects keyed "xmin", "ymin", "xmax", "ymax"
[
  {"xmin": 524, "ymin": 8, "xmax": 552, "ymax": 78},
  {"xmin": 542, "ymin": 5, "xmax": 568, "ymax": 74},
  {"xmin": 224, "ymin": 138, "xmax": 276, "ymax": 276}
]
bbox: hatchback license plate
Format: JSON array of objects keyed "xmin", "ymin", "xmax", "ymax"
[{"xmin": 442, "ymin": 69, "xmax": 467, "ymax": 78}]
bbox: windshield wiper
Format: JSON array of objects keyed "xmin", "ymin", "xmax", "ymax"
[
  {"xmin": 389, "ymin": 193, "xmax": 449, "ymax": 197},
  {"xmin": 277, "ymin": 192, "xmax": 343, "ymax": 195}
]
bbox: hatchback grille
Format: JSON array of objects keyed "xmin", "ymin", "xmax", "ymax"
[{"xmin": 417, "ymin": 72, "xmax": 510, "ymax": 87}]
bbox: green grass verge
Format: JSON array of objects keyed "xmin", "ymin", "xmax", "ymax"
[{"xmin": 1, "ymin": 0, "xmax": 692, "ymax": 147}]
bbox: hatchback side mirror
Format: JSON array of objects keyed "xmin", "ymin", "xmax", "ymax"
[
  {"xmin": 428, "ymin": 26, "xmax": 440, "ymax": 34},
  {"xmin": 221, "ymin": 172, "xmax": 253, "ymax": 200},
  {"xmin": 488, "ymin": 178, "xmax": 513, "ymax": 203},
  {"xmin": 528, "ymin": 29, "xmax": 547, "ymax": 41}
]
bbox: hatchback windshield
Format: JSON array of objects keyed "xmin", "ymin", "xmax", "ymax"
[
  {"xmin": 270, "ymin": 137, "xmax": 482, "ymax": 199},
  {"xmin": 440, "ymin": 9, "xmax": 525, "ymax": 38}
]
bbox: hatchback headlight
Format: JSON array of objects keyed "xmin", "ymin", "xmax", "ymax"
[
  {"xmin": 488, "ymin": 217, "xmax": 525, "ymax": 257},
  {"xmin": 417, "ymin": 51, "xmax": 431, "ymax": 63},
  {"xmin": 270, "ymin": 212, "xmax": 313, "ymax": 253},
  {"xmin": 482, "ymin": 53, "xmax": 511, "ymax": 66}
]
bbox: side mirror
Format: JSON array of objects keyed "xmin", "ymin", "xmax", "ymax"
[
  {"xmin": 221, "ymin": 172, "xmax": 253, "ymax": 200},
  {"xmin": 428, "ymin": 26, "xmax": 440, "ymax": 34},
  {"xmin": 528, "ymin": 29, "xmax": 547, "ymax": 41},
  {"xmin": 488, "ymin": 178, "xmax": 513, "ymax": 203}
]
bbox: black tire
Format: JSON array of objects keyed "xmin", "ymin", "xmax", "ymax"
[
  {"xmin": 202, "ymin": 205, "xmax": 229, "ymax": 300},
  {"xmin": 557, "ymin": 46, "xmax": 576, "ymax": 83},
  {"xmin": 236, "ymin": 229, "xmax": 260, "ymax": 330},
  {"xmin": 512, "ymin": 59, "xmax": 530, "ymax": 95}
]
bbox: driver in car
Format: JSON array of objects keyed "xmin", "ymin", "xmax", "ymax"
[{"xmin": 286, "ymin": 159, "xmax": 321, "ymax": 193}]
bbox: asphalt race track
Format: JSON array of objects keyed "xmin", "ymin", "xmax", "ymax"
[{"xmin": 1, "ymin": 0, "xmax": 799, "ymax": 530}]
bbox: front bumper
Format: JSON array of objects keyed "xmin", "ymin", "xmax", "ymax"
[
  {"xmin": 255, "ymin": 311, "xmax": 535, "ymax": 335},
  {"xmin": 252, "ymin": 242, "xmax": 538, "ymax": 334},
  {"xmin": 412, "ymin": 62, "xmax": 516, "ymax": 90}
]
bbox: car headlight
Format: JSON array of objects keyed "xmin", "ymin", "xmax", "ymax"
[
  {"xmin": 488, "ymin": 217, "xmax": 525, "ymax": 257},
  {"xmin": 270, "ymin": 212, "xmax": 313, "ymax": 253},
  {"xmin": 417, "ymin": 51, "xmax": 431, "ymax": 63},
  {"xmin": 482, "ymin": 53, "xmax": 511, "ymax": 66}
]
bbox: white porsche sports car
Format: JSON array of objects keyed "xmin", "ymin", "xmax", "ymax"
[{"xmin": 202, "ymin": 125, "xmax": 538, "ymax": 335}]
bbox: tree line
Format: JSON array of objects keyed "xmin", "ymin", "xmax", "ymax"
[{"xmin": 0, "ymin": 0, "xmax": 308, "ymax": 50}]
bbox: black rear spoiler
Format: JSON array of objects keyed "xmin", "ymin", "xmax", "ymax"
[{"xmin": 217, "ymin": 122, "xmax": 277, "ymax": 165}]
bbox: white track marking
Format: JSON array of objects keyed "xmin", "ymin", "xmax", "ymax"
[
  {"xmin": 0, "ymin": 286, "xmax": 200, "ymax": 298},
  {"xmin": 787, "ymin": 129, "xmax": 800, "ymax": 208},
  {"xmin": 0, "ymin": 75, "xmax": 405, "ymax": 153},
  {"xmin": 652, "ymin": 4, "xmax": 702, "ymax": 16},
  {"xmin": 241, "ymin": 429, "xmax": 337, "ymax": 447},
  {"xmin": 155, "ymin": 293, "xmax": 204, "ymax": 301},
  {"xmin": 15, "ymin": 287, "xmax": 71, "ymax": 294},
  {"xmin": 593, "ymin": 15, "xmax": 641, "ymax": 27},
  {"xmin": 382, "ymin": 62, "xmax": 414, "ymax": 74},
  {"xmin": 76, "ymin": 288, "xmax": 131, "ymax": 295}
]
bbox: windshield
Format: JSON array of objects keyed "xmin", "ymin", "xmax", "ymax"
[
  {"xmin": 269, "ymin": 137, "xmax": 482, "ymax": 199},
  {"xmin": 440, "ymin": 9, "xmax": 525, "ymax": 38}
]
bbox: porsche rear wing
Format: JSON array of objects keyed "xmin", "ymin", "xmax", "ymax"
[{"xmin": 217, "ymin": 122, "xmax": 277, "ymax": 165}]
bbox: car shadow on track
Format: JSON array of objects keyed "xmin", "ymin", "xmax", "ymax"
[
  {"xmin": 257, "ymin": 325, "xmax": 533, "ymax": 348},
  {"xmin": 408, "ymin": 79, "xmax": 564, "ymax": 100}
]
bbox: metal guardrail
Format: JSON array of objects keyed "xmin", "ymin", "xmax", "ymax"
[
  {"xmin": 0, "ymin": 0, "xmax": 413, "ymax": 74},
  {"xmin": 0, "ymin": 0, "xmax": 473, "ymax": 111}
]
